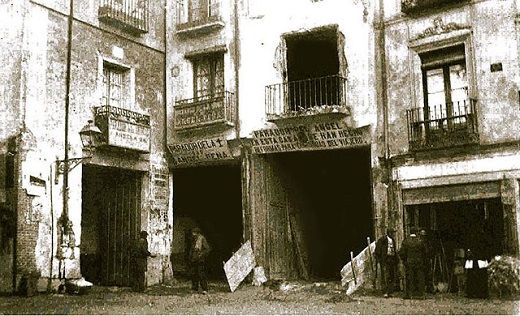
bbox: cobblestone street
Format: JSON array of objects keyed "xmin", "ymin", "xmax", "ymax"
[{"xmin": 0, "ymin": 280, "xmax": 518, "ymax": 315}]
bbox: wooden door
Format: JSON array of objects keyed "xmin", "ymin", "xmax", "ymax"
[
  {"xmin": 266, "ymin": 158, "xmax": 294, "ymax": 279},
  {"xmin": 97, "ymin": 168, "xmax": 141, "ymax": 286}
]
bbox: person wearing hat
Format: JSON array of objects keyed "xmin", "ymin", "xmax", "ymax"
[
  {"xmin": 188, "ymin": 227, "xmax": 211, "ymax": 294},
  {"xmin": 399, "ymin": 227, "xmax": 428, "ymax": 299},
  {"xmin": 375, "ymin": 228, "xmax": 398, "ymax": 298},
  {"xmin": 131, "ymin": 230, "xmax": 156, "ymax": 292}
]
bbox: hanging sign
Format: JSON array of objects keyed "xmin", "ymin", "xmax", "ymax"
[
  {"xmin": 168, "ymin": 137, "xmax": 233, "ymax": 166},
  {"xmin": 251, "ymin": 122, "xmax": 370, "ymax": 154},
  {"xmin": 95, "ymin": 106, "xmax": 151, "ymax": 152}
]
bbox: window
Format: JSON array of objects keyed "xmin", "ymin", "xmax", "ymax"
[
  {"xmin": 420, "ymin": 44, "xmax": 469, "ymax": 129},
  {"xmin": 102, "ymin": 63, "xmax": 128, "ymax": 107},
  {"xmin": 188, "ymin": 0, "xmax": 209, "ymax": 22},
  {"xmin": 98, "ymin": 0, "xmax": 149, "ymax": 34},
  {"xmin": 192, "ymin": 53, "xmax": 224, "ymax": 99}
]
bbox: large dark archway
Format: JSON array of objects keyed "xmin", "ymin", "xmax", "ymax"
[{"xmin": 172, "ymin": 164, "xmax": 243, "ymax": 280}]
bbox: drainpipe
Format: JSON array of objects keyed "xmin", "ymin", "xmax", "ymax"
[
  {"xmin": 233, "ymin": 0, "xmax": 240, "ymax": 138},
  {"xmin": 163, "ymin": 1, "xmax": 168, "ymax": 153},
  {"xmin": 376, "ymin": 0, "xmax": 391, "ymax": 236},
  {"xmin": 59, "ymin": 0, "xmax": 74, "ymax": 280}
]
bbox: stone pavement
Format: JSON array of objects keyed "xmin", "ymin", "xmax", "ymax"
[{"xmin": 0, "ymin": 280, "xmax": 518, "ymax": 314}]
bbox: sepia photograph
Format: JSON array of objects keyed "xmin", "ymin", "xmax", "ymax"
[{"xmin": 0, "ymin": 0, "xmax": 519, "ymax": 314}]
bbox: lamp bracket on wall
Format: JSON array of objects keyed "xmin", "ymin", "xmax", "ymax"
[{"xmin": 56, "ymin": 156, "xmax": 92, "ymax": 175}]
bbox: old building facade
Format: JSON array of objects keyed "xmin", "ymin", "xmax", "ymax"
[
  {"xmin": 167, "ymin": 0, "xmax": 384, "ymax": 281},
  {"xmin": 382, "ymin": 0, "xmax": 520, "ymax": 267},
  {"xmin": 0, "ymin": 0, "xmax": 172, "ymax": 292},
  {"xmin": 2, "ymin": 0, "xmax": 519, "ymax": 294}
]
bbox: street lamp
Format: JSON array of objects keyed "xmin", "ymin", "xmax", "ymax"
[
  {"xmin": 79, "ymin": 119, "xmax": 103, "ymax": 153},
  {"xmin": 56, "ymin": 120, "xmax": 103, "ymax": 175},
  {"xmin": 55, "ymin": 119, "xmax": 102, "ymax": 263}
]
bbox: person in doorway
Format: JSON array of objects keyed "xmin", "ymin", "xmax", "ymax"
[
  {"xmin": 375, "ymin": 228, "xmax": 398, "ymax": 298},
  {"xmin": 465, "ymin": 227, "xmax": 491, "ymax": 298},
  {"xmin": 399, "ymin": 227, "xmax": 427, "ymax": 299},
  {"xmin": 131, "ymin": 230, "xmax": 156, "ymax": 292},
  {"xmin": 188, "ymin": 227, "xmax": 211, "ymax": 294},
  {"xmin": 453, "ymin": 248, "xmax": 466, "ymax": 296},
  {"xmin": 419, "ymin": 229, "xmax": 434, "ymax": 293}
]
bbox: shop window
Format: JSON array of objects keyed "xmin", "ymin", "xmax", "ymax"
[{"xmin": 192, "ymin": 53, "xmax": 224, "ymax": 100}]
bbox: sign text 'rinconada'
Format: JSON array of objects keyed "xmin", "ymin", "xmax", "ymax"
[{"xmin": 251, "ymin": 122, "xmax": 370, "ymax": 154}]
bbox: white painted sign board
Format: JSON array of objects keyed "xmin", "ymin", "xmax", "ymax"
[{"xmin": 223, "ymin": 240, "xmax": 256, "ymax": 292}]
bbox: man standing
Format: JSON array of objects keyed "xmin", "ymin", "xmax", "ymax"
[
  {"xmin": 419, "ymin": 229, "xmax": 433, "ymax": 293},
  {"xmin": 131, "ymin": 230, "xmax": 156, "ymax": 292},
  {"xmin": 375, "ymin": 228, "xmax": 398, "ymax": 298},
  {"xmin": 399, "ymin": 227, "xmax": 427, "ymax": 299},
  {"xmin": 188, "ymin": 227, "xmax": 211, "ymax": 294}
]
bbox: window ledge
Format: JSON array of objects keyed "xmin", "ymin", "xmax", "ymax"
[
  {"xmin": 175, "ymin": 20, "xmax": 225, "ymax": 38},
  {"xmin": 174, "ymin": 119, "xmax": 234, "ymax": 132},
  {"xmin": 267, "ymin": 106, "xmax": 351, "ymax": 123}
]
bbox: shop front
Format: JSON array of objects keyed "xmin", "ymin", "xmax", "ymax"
[
  {"xmin": 398, "ymin": 176, "xmax": 520, "ymax": 294},
  {"xmin": 168, "ymin": 137, "xmax": 243, "ymax": 280},
  {"xmin": 248, "ymin": 122, "xmax": 375, "ymax": 280}
]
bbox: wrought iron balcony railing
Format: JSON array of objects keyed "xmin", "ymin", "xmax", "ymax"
[
  {"xmin": 175, "ymin": 0, "xmax": 224, "ymax": 34},
  {"xmin": 174, "ymin": 91, "xmax": 235, "ymax": 130},
  {"xmin": 94, "ymin": 105, "xmax": 151, "ymax": 152},
  {"xmin": 406, "ymin": 99, "xmax": 479, "ymax": 151},
  {"xmin": 98, "ymin": 0, "xmax": 149, "ymax": 35},
  {"xmin": 265, "ymin": 75, "xmax": 351, "ymax": 121},
  {"xmin": 401, "ymin": 0, "xmax": 468, "ymax": 14}
]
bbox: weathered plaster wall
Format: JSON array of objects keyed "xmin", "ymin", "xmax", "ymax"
[
  {"xmin": 9, "ymin": 0, "xmax": 170, "ymax": 289},
  {"xmin": 0, "ymin": 1, "xmax": 25, "ymax": 142},
  {"xmin": 167, "ymin": 0, "xmax": 237, "ymax": 143},
  {"xmin": 384, "ymin": 0, "xmax": 520, "ymax": 255},
  {"xmin": 239, "ymin": 0, "xmax": 375, "ymax": 137},
  {"xmin": 384, "ymin": 0, "xmax": 520, "ymax": 156}
]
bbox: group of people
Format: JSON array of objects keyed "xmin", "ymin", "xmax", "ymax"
[
  {"xmin": 375, "ymin": 227, "xmax": 431, "ymax": 299},
  {"xmin": 131, "ymin": 228, "xmax": 211, "ymax": 293}
]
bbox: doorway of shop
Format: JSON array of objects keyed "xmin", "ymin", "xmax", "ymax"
[
  {"xmin": 406, "ymin": 198, "xmax": 504, "ymax": 292},
  {"xmin": 171, "ymin": 163, "xmax": 243, "ymax": 280},
  {"xmin": 272, "ymin": 146, "xmax": 373, "ymax": 280},
  {"xmin": 81, "ymin": 165, "xmax": 142, "ymax": 286}
]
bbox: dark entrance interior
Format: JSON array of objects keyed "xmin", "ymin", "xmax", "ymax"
[
  {"xmin": 274, "ymin": 146, "xmax": 373, "ymax": 280},
  {"xmin": 172, "ymin": 164, "xmax": 243, "ymax": 280},
  {"xmin": 81, "ymin": 165, "xmax": 142, "ymax": 286},
  {"xmin": 407, "ymin": 198, "xmax": 504, "ymax": 292},
  {"xmin": 285, "ymin": 26, "xmax": 339, "ymax": 110}
]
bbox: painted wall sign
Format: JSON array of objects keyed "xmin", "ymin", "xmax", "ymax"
[
  {"xmin": 95, "ymin": 106, "xmax": 151, "ymax": 152},
  {"xmin": 107, "ymin": 119, "xmax": 150, "ymax": 152},
  {"xmin": 251, "ymin": 122, "xmax": 370, "ymax": 154},
  {"xmin": 223, "ymin": 240, "xmax": 256, "ymax": 292},
  {"xmin": 174, "ymin": 97, "xmax": 227, "ymax": 129},
  {"xmin": 168, "ymin": 137, "xmax": 233, "ymax": 166}
]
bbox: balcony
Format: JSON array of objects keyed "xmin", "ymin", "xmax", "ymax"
[
  {"xmin": 175, "ymin": 0, "xmax": 224, "ymax": 37},
  {"xmin": 406, "ymin": 99, "xmax": 479, "ymax": 151},
  {"xmin": 265, "ymin": 75, "xmax": 351, "ymax": 123},
  {"xmin": 94, "ymin": 105, "xmax": 151, "ymax": 152},
  {"xmin": 173, "ymin": 91, "xmax": 235, "ymax": 131},
  {"xmin": 401, "ymin": 0, "xmax": 468, "ymax": 14},
  {"xmin": 98, "ymin": 0, "xmax": 149, "ymax": 35}
]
